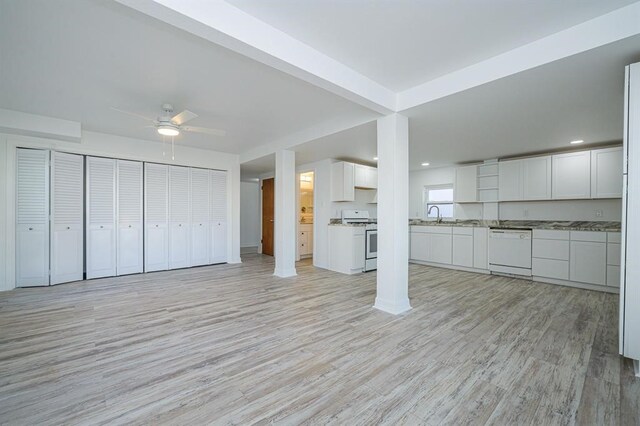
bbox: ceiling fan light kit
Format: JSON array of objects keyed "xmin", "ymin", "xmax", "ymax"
[{"xmin": 157, "ymin": 124, "xmax": 180, "ymax": 136}]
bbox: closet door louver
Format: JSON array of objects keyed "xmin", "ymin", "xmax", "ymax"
[
  {"xmin": 190, "ymin": 168, "xmax": 210, "ymax": 266},
  {"xmin": 144, "ymin": 163, "xmax": 169, "ymax": 272},
  {"xmin": 117, "ymin": 160, "xmax": 143, "ymax": 276},
  {"xmin": 16, "ymin": 148, "xmax": 50, "ymax": 287},
  {"xmin": 169, "ymin": 165, "xmax": 190, "ymax": 269},
  {"xmin": 50, "ymin": 152, "xmax": 84, "ymax": 285},
  {"xmin": 210, "ymin": 170, "xmax": 228, "ymax": 264},
  {"xmin": 86, "ymin": 157, "xmax": 116, "ymax": 279}
]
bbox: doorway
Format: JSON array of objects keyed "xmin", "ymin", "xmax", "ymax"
[
  {"xmin": 298, "ymin": 172, "xmax": 314, "ymax": 260},
  {"xmin": 261, "ymin": 177, "xmax": 274, "ymax": 256}
]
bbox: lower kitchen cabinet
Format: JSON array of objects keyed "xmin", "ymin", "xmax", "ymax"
[
  {"xmin": 570, "ymin": 240, "xmax": 607, "ymax": 286},
  {"xmin": 410, "ymin": 232, "xmax": 428, "ymax": 262},
  {"xmin": 473, "ymin": 227, "xmax": 488, "ymax": 269},
  {"xmin": 328, "ymin": 226, "xmax": 365, "ymax": 274},
  {"xmin": 452, "ymin": 230, "xmax": 473, "ymax": 267},
  {"xmin": 299, "ymin": 224, "xmax": 313, "ymax": 257}
]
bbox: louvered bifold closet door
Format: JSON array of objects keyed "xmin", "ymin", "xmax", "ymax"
[
  {"xmin": 86, "ymin": 157, "xmax": 116, "ymax": 279},
  {"xmin": 190, "ymin": 168, "xmax": 210, "ymax": 266},
  {"xmin": 117, "ymin": 160, "xmax": 143, "ymax": 276},
  {"xmin": 169, "ymin": 165, "xmax": 190, "ymax": 269},
  {"xmin": 16, "ymin": 148, "xmax": 50, "ymax": 287},
  {"xmin": 144, "ymin": 163, "xmax": 169, "ymax": 272},
  {"xmin": 210, "ymin": 170, "xmax": 228, "ymax": 264},
  {"xmin": 50, "ymin": 152, "xmax": 84, "ymax": 285}
]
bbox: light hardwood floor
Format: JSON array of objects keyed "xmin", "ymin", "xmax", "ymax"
[{"xmin": 1, "ymin": 254, "xmax": 638, "ymax": 425}]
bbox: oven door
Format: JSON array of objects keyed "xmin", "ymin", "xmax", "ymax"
[{"xmin": 366, "ymin": 229, "xmax": 377, "ymax": 259}]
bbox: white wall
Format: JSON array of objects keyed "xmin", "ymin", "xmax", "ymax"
[
  {"xmin": 409, "ymin": 166, "xmax": 483, "ymax": 220},
  {"xmin": 0, "ymin": 130, "xmax": 242, "ymax": 291},
  {"xmin": 240, "ymin": 181, "xmax": 260, "ymax": 248},
  {"xmin": 330, "ymin": 189, "xmax": 377, "ymax": 218}
]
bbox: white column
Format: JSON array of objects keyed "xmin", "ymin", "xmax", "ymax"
[
  {"xmin": 274, "ymin": 149, "xmax": 297, "ymax": 277},
  {"xmin": 228, "ymin": 159, "xmax": 242, "ymax": 263},
  {"xmin": 374, "ymin": 114, "xmax": 411, "ymax": 314}
]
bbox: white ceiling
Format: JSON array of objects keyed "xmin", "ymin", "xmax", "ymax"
[
  {"xmin": 228, "ymin": 0, "xmax": 637, "ymax": 92},
  {"xmin": 242, "ymin": 34, "xmax": 640, "ymax": 177},
  {"xmin": 0, "ymin": 0, "xmax": 378, "ymax": 154}
]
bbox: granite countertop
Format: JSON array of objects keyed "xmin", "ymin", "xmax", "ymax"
[{"xmin": 409, "ymin": 219, "xmax": 621, "ymax": 232}]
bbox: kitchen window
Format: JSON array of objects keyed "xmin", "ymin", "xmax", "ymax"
[{"xmin": 424, "ymin": 185, "xmax": 454, "ymax": 219}]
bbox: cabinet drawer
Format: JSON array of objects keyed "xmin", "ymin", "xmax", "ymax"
[
  {"xmin": 532, "ymin": 258, "xmax": 569, "ymax": 280},
  {"xmin": 452, "ymin": 227, "xmax": 473, "ymax": 236},
  {"xmin": 570, "ymin": 231, "xmax": 607, "ymax": 243},
  {"xmin": 608, "ymin": 232, "xmax": 621, "ymax": 243},
  {"xmin": 607, "ymin": 265, "xmax": 620, "ymax": 288},
  {"xmin": 533, "ymin": 229, "xmax": 569, "ymax": 240},
  {"xmin": 607, "ymin": 243, "xmax": 621, "ymax": 266},
  {"xmin": 532, "ymin": 239, "xmax": 569, "ymax": 260}
]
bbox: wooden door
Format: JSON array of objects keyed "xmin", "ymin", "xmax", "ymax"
[
  {"xmin": 210, "ymin": 170, "xmax": 228, "ymax": 264},
  {"xmin": 144, "ymin": 163, "xmax": 169, "ymax": 272},
  {"xmin": 262, "ymin": 178, "xmax": 274, "ymax": 256},
  {"xmin": 116, "ymin": 160, "xmax": 143, "ymax": 276}
]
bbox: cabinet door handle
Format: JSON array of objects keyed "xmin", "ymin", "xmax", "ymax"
[
  {"xmin": 67, "ymin": 226, "xmax": 70, "ymax": 230},
  {"xmin": 128, "ymin": 225, "xmax": 132, "ymax": 228},
  {"xmin": 28, "ymin": 227, "xmax": 33, "ymax": 231},
  {"xmin": 100, "ymin": 225, "xmax": 104, "ymax": 229}
]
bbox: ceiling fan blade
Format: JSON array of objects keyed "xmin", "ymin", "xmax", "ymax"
[
  {"xmin": 183, "ymin": 126, "xmax": 226, "ymax": 137},
  {"xmin": 110, "ymin": 106, "xmax": 155, "ymax": 122},
  {"xmin": 171, "ymin": 109, "xmax": 198, "ymax": 125}
]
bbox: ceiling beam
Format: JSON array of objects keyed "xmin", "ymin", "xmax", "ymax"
[
  {"xmin": 114, "ymin": 0, "xmax": 396, "ymax": 115},
  {"xmin": 240, "ymin": 116, "xmax": 377, "ymax": 164},
  {"xmin": 397, "ymin": 1, "xmax": 640, "ymax": 112}
]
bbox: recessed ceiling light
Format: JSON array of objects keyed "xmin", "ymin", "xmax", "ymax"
[
  {"xmin": 570, "ymin": 139, "xmax": 584, "ymax": 145},
  {"xmin": 373, "ymin": 157, "xmax": 378, "ymax": 160},
  {"xmin": 421, "ymin": 162, "xmax": 430, "ymax": 166}
]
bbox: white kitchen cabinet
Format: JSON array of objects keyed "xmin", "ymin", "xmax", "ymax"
[
  {"xmin": 331, "ymin": 161, "xmax": 355, "ymax": 201},
  {"xmin": 473, "ymin": 227, "xmax": 488, "ymax": 269},
  {"xmin": 452, "ymin": 230, "xmax": 473, "ymax": 268},
  {"xmin": 169, "ymin": 166, "xmax": 190, "ymax": 269},
  {"xmin": 552, "ymin": 151, "xmax": 591, "ymax": 199},
  {"xmin": 498, "ymin": 159, "xmax": 522, "ymax": 201},
  {"xmin": 354, "ymin": 164, "xmax": 377, "ymax": 189},
  {"xmin": 410, "ymin": 231, "xmax": 428, "ymax": 262},
  {"xmin": 591, "ymin": 147, "xmax": 623, "ymax": 198},
  {"xmin": 298, "ymin": 224, "xmax": 313, "ymax": 256},
  {"xmin": 16, "ymin": 148, "xmax": 50, "ymax": 287},
  {"xmin": 328, "ymin": 226, "xmax": 365, "ymax": 274},
  {"xmin": 116, "ymin": 160, "xmax": 143, "ymax": 276},
  {"xmin": 427, "ymin": 228, "xmax": 453, "ymax": 264},
  {"xmin": 86, "ymin": 156, "xmax": 117, "ymax": 279},
  {"xmin": 532, "ymin": 229, "xmax": 570, "ymax": 280},
  {"xmin": 607, "ymin": 232, "xmax": 621, "ymax": 288},
  {"xmin": 532, "ymin": 258, "xmax": 569, "ymax": 280},
  {"xmin": 144, "ymin": 163, "xmax": 169, "ymax": 272},
  {"xmin": 210, "ymin": 170, "xmax": 228, "ymax": 264},
  {"xmin": 454, "ymin": 165, "xmax": 478, "ymax": 203},
  {"xmin": 50, "ymin": 152, "xmax": 84, "ymax": 284},
  {"xmin": 190, "ymin": 168, "xmax": 210, "ymax": 267},
  {"xmin": 570, "ymin": 240, "xmax": 606, "ymax": 285},
  {"xmin": 522, "ymin": 156, "xmax": 552, "ymax": 200}
]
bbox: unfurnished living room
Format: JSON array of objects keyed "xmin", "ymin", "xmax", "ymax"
[{"xmin": 2, "ymin": 0, "xmax": 640, "ymax": 424}]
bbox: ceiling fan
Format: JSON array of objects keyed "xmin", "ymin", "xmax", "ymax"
[{"xmin": 111, "ymin": 103, "xmax": 226, "ymax": 137}]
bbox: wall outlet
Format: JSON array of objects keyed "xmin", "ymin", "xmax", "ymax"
[{"xmin": 595, "ymin": 209, "xmax": 604, "ymax": 218}]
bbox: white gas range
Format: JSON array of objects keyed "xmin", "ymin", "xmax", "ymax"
[{"xmin": 341, "ymin": 210, "xmax": 377, "ymax": 272}]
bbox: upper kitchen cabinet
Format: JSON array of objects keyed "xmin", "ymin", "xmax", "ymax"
[
  {"xmin": 498, "ymin": 159, "xmax": 522, "ymax": 201},
  {"xmin": 354, "ymin": 164, "xmax": 377, "ymax": 189},
  {"xmin": 454, "ymin": 165, "xmax": 478, "ymax": 203},
  {"xmin": 552, "ymin": 151, "xmax": 591, "ymax": 199},
  {"xmin": 523, "ymin": 156, "xmax": 552, "ymax": 200},
  {"xmin": 331, "ymin": 161, "xmax": 355, "ymax": 202},
  {"xmin": 499, "ymin": 156, "xmax": 551, "ymax": 201},
  {"xmin": 591, "ymin": 147, "xmax": 623, "ymax": 198}
]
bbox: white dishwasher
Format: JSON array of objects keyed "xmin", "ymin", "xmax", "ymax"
[{"xmin": 488, "ymin": 228, "xmax": 532, "ymax": 276}]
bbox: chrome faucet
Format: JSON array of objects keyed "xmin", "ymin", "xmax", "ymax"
[{"xmin": 428, "ymin": 205, "xmax": 442, "ymax": 223}]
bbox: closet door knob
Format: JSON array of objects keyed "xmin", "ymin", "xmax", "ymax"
[
  {"xmin": 28, "ymin": 227, "xmax": 33, "ymax": 231},
  {"xmin": 67, "ymin": 226, "xmax": 70, "ymax": 230}
]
